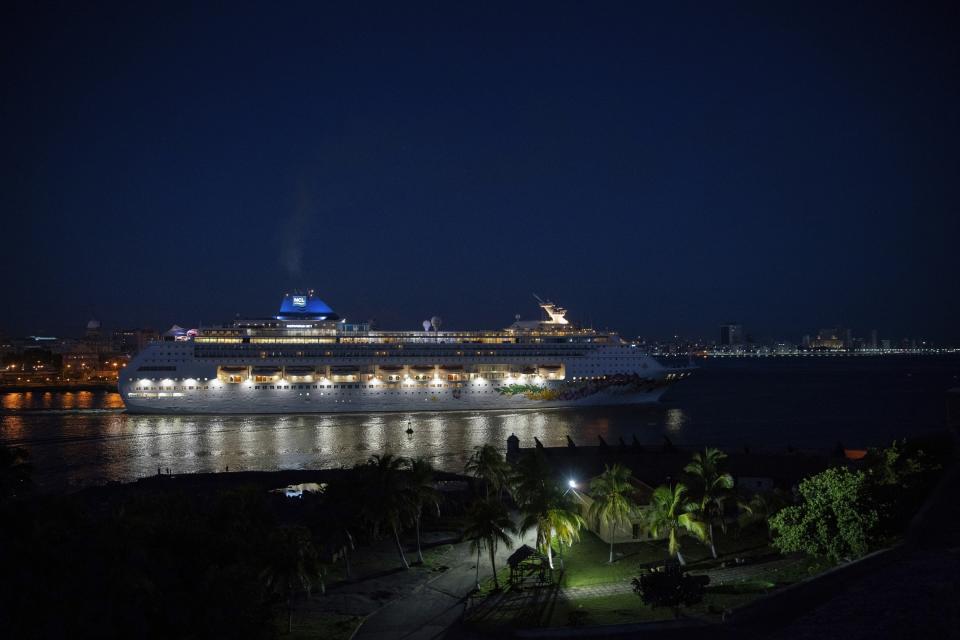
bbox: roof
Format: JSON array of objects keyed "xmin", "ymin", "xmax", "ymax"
[{"xmin": 507, "ymin": 544, "xmax": 543, "ymax": 567}]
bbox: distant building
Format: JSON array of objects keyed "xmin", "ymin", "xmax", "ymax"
[
  {"xmin": 719, "ymin": 323, "xmax": 743, "ymax": 346},
  {"xmin": 773, "ymin": 342, "xmax": 795, "ymax": 354},
  {"xmin": 112, "ymin": 328, "xmax": 158, "ymax": 355},
  {"xmin": 870, "ymin": 329, "xmax": 879, "ymax": 350},
  {"xmin": 62, "ymin": 349, "xmax": 99, "ymax": 379},
  {"xmin": 810, "ymin": 327, "xmax": 849, "ymax": 350}
]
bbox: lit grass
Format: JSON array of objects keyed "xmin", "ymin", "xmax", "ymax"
[
  {"xmin": 286, "ymin": 612, "xmax": 362, "ymax": 640},
  {"xmin": 559, "ymin": 528, "xmax": 773, "ymax": 588},
  {"xmin": 476, "ymin": 567, "xmax": 513, "ymax": 596},
  {"xmin": 550, "ymin": 582, "xmax": 773, "ymax": 627}
]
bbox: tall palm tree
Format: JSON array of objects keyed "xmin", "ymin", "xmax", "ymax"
[
  {"xmin": 464, "ymin": 444, "xmax": 510, "ymax": 500},
  {"xmin": 588, "ymin": 464, "xmax": 637, "ymax": 563},
  {"xmin": 643, "ymin": 484, "xmax": 708, "ymax": 566},
  {"xmin": 684, "ymin": 448, "xmax": 734, "ymax": 558},
  {"xmin": 462, "ymin": 498, "xmax": 518, "ymax": 591},
  {"xmin": 261, "ymin": 526, "xmax": 322, "ymax": 634},
  {"xmin": 408, "ymin": 457, "xmax": 441, "ymax": 564},
  {"xmin": 318, "ymin": 483, "xmax": 359, "ymax": 579},
  {"xmin": 356, "ymin": 454, "xmax": 414, "ymax": 569},
  {"xmin": 512, "ymin": 452, "xmax": 583, "ymax": 570},
  {"xmin": 544, "ymin": 503, "xmax": 586, "ymax": 569}
]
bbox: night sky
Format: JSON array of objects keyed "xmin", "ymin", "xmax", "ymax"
[{"xmin": 2, "ymin": 2, "xmax": 958, "ymax": 342}]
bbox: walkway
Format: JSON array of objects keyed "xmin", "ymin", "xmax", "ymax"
[{"xmin": 353, "ymin": 527, "xmax": 536, "ymax": 640}]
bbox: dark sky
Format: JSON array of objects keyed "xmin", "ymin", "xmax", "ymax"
[{"xmin": 2, "ymin": 1, "xmax": 958, "ymax": 342}]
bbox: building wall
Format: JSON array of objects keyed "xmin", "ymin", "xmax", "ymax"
[{"xmin": 571, "ymin": 490, "xmax": 661, "ymax": 544}]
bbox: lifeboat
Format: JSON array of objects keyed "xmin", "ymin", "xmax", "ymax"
[
  {"xmin": 252, "ymin": 366, "xmax": 283, "ymax": 375},
  {"xmin": 410, "ymin": 365, "xmax": 435, "ymax": 371},
  {"xmin": 284, "ymin": 366, "xmax": 315, "ymax": 375},
  {"xmin": 439, "ymin": 364, "xmax": 464, "ymax": 371},
  {"xmin": 330, "ymin": 366, "xmax": 360, "ymax": 374}
]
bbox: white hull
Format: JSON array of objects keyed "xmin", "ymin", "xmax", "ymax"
[{"xmin": 122, "ymin": 380, "xmax": 671, "ymax": 415}]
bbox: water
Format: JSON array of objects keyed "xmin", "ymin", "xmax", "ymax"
[{"xmin": 3, "ymin": 356, "xmax": 958, "ymax": 491}]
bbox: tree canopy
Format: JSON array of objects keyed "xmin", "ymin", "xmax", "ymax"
[{"xmin": 769, "ymin": 466, "xmax": 879, "ymax": 562}]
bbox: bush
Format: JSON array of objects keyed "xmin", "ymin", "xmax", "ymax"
[{"xmin": 631, "ymin": 563, "xmax": 709, "ymax": 616}]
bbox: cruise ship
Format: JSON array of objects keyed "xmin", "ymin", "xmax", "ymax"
[{"xmin": 119, "ymin": 292, "xmax": 693, "ymax": 414}]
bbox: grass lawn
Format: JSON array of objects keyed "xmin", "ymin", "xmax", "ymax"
[
  {"xmin": 548, "ymin": 593, "xmax": 674, "ymax": 627},
  {"xmin": 324, "ymin": 540, "xmax": 457, "ymax": 585},
  {"xmin": 285, "ymin": 612, "xmax": 362, "ymax": 640},
  {"xmin": 547, "ymin": 581, "xmax": 774, "ymax": 628},
  {"xmin": 559, "ymin": 527, "xmax": 773, "ymax": 588},
  {"xmin": 476, "ymin": 567, "xmax": 513, "ymax": 596}
]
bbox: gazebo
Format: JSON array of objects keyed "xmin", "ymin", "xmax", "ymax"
[{"xmin": 506, "ymin": 544, "xmax": 552, "ymax": 588}]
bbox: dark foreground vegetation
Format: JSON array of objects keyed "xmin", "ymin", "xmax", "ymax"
[
  {"xmin": 0, "ymin": 431, "xmax": 951, "ymax": 638},
  {"xmin": 0, "ymin": 450, "xmax": 467, "ymax": 639}
]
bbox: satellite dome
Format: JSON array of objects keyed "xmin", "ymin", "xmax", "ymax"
[{"xmin": 86, "ymin": 319, "xmax": 101, "ymax": 330}]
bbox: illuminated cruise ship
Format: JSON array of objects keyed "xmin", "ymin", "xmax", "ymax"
[{"xmin": 119, "ymin": 292, "xmax": 693, "ymax": 414}]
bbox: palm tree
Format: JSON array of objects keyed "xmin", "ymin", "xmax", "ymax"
[
  {"xmin": 356, "ymin": 454, "xmax": 414, "ymax": 569},
  {"xmin": 587, "ymin": 464, "xmax": 637, "ymax": 563},
  {"xmin": 462, "ymin": 498, "xmax": 518, "ymax": 591},
  {"xmin": 261, "ymin": 526, "xmax": 322, "ymax": 634},
  {"xmin": 512, "ymin": 452, "xmax": 583, "ymax": 570},
  {"xmin": 643, "ymin": 484, "xmax": 708, "ymax": 566},
  {"xmin": 737, "ymin": 489, "xmax": 790, "ymax": 540},
  {"xmin": 544, "ymin": 503, "xmax": 586, "ymax": 569},
  {"xmin": 318, "ymin": 483, "xmax": 359, "ymax": 579},
  {"xmin": 408, "ymin": 457, "xmax": 441, "ymax": 564},
  {"xmin": 465, "ymin": 444, "xmax": 510, "ymax": 500},
  {"xmin": 684, "ymin": 448, "xmax": 734, "ymax": 558}
]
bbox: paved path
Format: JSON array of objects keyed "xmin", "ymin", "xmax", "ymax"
[{"xmin": 354, "ymin": 527, "xmax": 536, "ymax": 640}]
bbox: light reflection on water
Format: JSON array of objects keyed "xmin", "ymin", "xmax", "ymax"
[
  {"xmin": 0, "ymin": 391, "xmax": 686, "ymax": 489},
  {"xmin": 3, "ymin": 356, "xmax": 957, "ymax": 490}
]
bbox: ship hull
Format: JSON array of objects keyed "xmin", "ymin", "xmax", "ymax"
[{"xmin": 121, "ymin": 381, "xmax": 672, "ymax": 415}]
